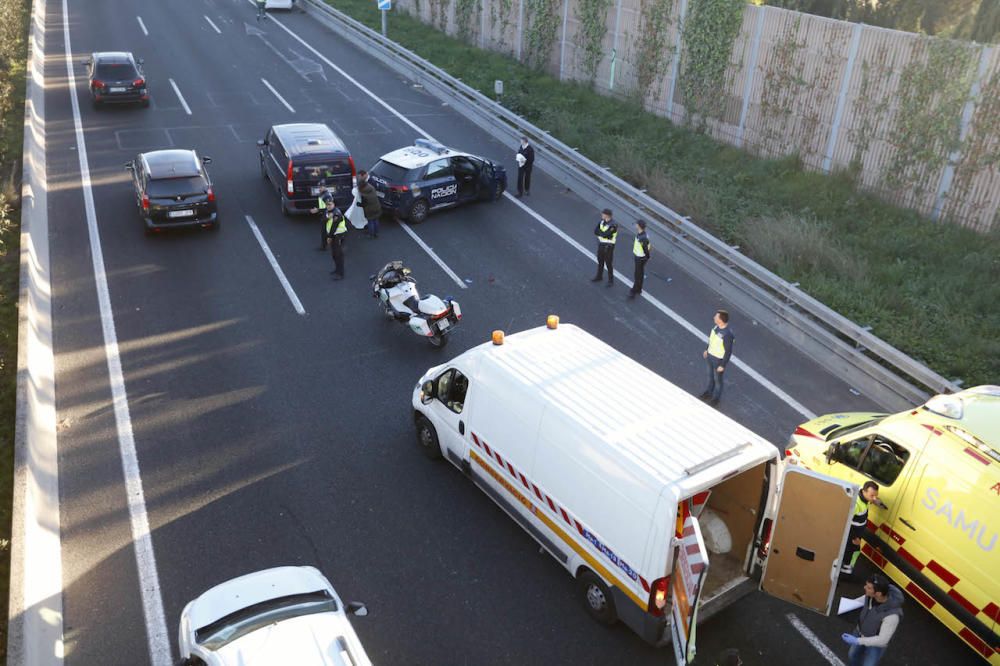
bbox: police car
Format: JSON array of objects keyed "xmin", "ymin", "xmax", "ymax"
[{"xmin": 368, "ymin": 139, "xmax": 507, "ymax": 223}]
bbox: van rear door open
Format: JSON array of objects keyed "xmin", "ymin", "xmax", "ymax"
[
  {"xmin": 670, "ymin": 516, "xmax": 709, "ymax": 666},
  {"xmin": 760, "ymin": 465, "xmax": 857, "ymax": 614}
]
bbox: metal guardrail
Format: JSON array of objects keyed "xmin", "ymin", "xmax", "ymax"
[{"xmin": 303, "ymin": 0, "xmax": 959, "ymax": 410}]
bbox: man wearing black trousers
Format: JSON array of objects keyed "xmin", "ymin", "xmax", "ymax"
[
  {"xmin": 516, "ymin": 137, "xmax": 534, "ymax": 197},
  {"xmin": 628, "ymin": 220, "xmax": 650, "ymax": 300},
  {"xmin": 591, "ymin": 208, "xmax": 617, "ymax": 286}
]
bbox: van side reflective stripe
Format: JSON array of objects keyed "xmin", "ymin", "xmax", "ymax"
[{"xmin": 469, "ymin": 449, "xmax": 649, "ymax": 612}]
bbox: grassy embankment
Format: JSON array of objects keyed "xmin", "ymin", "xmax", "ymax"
[
  {"xmin": 326, "ymin": 0, "xmax": 999, "ymax": 388},
  {"xmin": 0, "ymin": 0, "xmax": 31, "ymax": 660}
]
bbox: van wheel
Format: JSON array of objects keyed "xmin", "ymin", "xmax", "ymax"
[
  {"xmin": 408, "ymin": 199, "xmax": 429, "ymax": 224},
  {"xmin": 578, "ymin": 571, "xmax": 617, "ymax": 625},
  {"xmin": 494, "ymin": 181, "xmax": 504, "ymax": 200},
  {"xmin": 260, "ymin": 157, "xmax": 268, "ymax": 180},
  {"xmin": 415, "ymin": 416, "xmax": 443, "ymax": 460},
  {"xmin": 281, "ymin": 197, "xmax": 290, "ymax": 216}
]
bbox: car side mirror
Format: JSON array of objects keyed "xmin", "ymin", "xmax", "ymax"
[
  {"xmin": 825, "ymin": 444, "xmax": 837, "ymax": 464},
  {"xmin": 257, "ymin": 139, "xmax": 266, "ymax": 147},
  {"xmin": 124, "ymin": 162, "xmax": 134, "ymax": 171},
  {"xmin": 137, "ymin": 57, "xmax": 144, "ymax": 65},
  {"xmin": 346, "ymin": 601, "xmax": 368, "ymax": 617},
  {"xmin": 202, "ymin": 156, "xmax": 212, "ymax": 164},
  {"xmin": 420, "ymin": 380, "xmax": 435, "ymax": 404}
]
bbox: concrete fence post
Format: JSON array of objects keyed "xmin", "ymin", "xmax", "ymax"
[
  {"xmin": 559, "ymin": 0, "xmax": 570, "ymax": 80},
  {"xmin": 610, "ymin": 0, "xmax": 624, "ymax": 89},
  {"xmin": 736, "ymin": 5, "xmax": 766, "ymax": 149},
  {"xmin": 932, "ymin": 44, "xmax": 994, "ymax": 221},
  {"xmin": 517, "ymin": 0, "xmax": 524, "ymax": 60},
  {"xmin": 665, "ymin": 0, "xmax": 688, "ymax": 119},
  {"xmin": 481, "ymin": 0, "xmax": 487, "ymax": 48},
  {"xmin": 823, "ymin": 22, "xmax": 863, "ymax": 173}
]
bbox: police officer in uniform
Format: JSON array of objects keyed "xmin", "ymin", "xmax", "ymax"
[
  {"xmin": 310, "ymin": 187, "xmax": 335, "ymax": 250},
  {"xmin": 324, "ymin": 206, "xmax": 348, "ymax": 280},
  {"xmin": 841, "ymin": 481, "xmax": 883, "ymax": 575},
  {"xmin": 591, "ymin": 208, "xmax": 617, "ymax": 286},
  {"xmin": 700, "ymin": 310, "xmax": 734, "ymax": 406},
  {"xmin": 628, "ymin": 220, "xmax": 650, "ymax": 300}
]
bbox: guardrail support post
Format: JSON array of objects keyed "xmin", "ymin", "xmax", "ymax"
[
  {"xmin": 665, "ymin": 0, "xmax": 688, "ymax": 120},
  {"xmin": 822, "ymin": 22, "xmax": 862, "ymax": 173},
  {"xmin": 932, "ymin": 44, "xmax": 993, "ymax": 221},
  {"xmin": 736, "ymin": 5, "xmax": 766, "ymax": 149},
  {"xmin": 559, "ymin": 0, "xmax": 570, "ymax": 80}
]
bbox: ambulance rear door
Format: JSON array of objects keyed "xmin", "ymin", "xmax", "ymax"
[{"xmin": 760, "ymin": 465, "xmax": 857, "ymax": 615}]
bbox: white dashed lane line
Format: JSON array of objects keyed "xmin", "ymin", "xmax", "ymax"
[
  {"xmin": 261, "ymin": 78, "xmax": 295, "ymax": 113},
  {"xmin": 204, "ymin": 15, "xmax": 222, "ymax": 34},
  {"xmin": 136, "ymin": 15, "xmax": 148, "ymax": 36},
  {"xmin": 244, "ymin": 215, "xmax": 307, "ymax": 315},
  {"xmin": 168, "ymin": 78, "xmax": 191, "ymax": 115},
  {"xmin": 786, "ymin": 614, "xmax": 846, "ymax": 666}
]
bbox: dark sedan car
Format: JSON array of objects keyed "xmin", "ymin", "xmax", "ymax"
[
  {"xmin": 87, "ymin": 51, "xmax": 149, "ymax": 107},
  {"xmin": 125, "ymin": 150, "xmax": 218, "ymax": 233}
]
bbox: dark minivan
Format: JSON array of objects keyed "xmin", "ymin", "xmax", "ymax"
[
  {"xmin": 126, "ymin": 149, "xmax": 218, "ymax": 233},
  {"xmin": 258, "ymin": 123, "xmax": 355, "ymax": 215}
]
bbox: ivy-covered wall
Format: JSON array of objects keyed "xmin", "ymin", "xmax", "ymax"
[{"xmin": 391, "ymin": 0, "xmax": 1000, "ymax": 232}]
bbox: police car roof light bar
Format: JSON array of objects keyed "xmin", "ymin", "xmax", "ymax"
[{"xmin": 414, "ymin": 138, "xmax": 448, "ymax": 154}]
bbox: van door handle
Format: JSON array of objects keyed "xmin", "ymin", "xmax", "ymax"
[
  {"xmin": 899, "ymin": 518, "xmax": 916, "ymax": 531},
  {"xmin": 459, "ymin": 421, "xmax": 465, "ymax": 435}
]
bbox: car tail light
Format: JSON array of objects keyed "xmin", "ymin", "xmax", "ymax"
[
  {"xmin": 757, "ymin": 518, "xmax": 773, "ymax": 559},
  {"xmin": 286, "ymin": 160, "xmax": 294, "ymax": 194},
  {"xmin": 348, "ymin": 156, "xmax": 356, "ymax": 178},
  {"xmin": 141, "ymin": 194, "xmax": 149, "ymax": 212},
  {"xmin": 133, "ymin": 78, "xmax": 145, "ymax": 88},
  {"xmin": 648, "ymin": 576, "xmax": 670, "ymax": 616},
  {"xmin": 206, "ymin": 187, "xmax": 215, "ymax": 202},
  {"xmin": 390, "ymin": 184, "xmax": 409, "ymax": 192},
  {"xmin": 92, "ymin": 80, "xmax": 105, "ymax": 90}
]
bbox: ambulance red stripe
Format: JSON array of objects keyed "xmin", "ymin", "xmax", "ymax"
[{"xmin": 926, "ymin": 559, "xmax": 959, "ymax": 587}]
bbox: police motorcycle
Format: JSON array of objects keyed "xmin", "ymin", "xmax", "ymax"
[{"xmin": 371, "ymin": 261, "xmax": 461, "ymax": 348}]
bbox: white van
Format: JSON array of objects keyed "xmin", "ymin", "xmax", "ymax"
[{"xmin": 412, "ymin": 322, "xmax": 859, "ymax": 660}]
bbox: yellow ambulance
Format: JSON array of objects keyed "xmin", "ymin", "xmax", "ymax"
[{"xmin": 787, "ymin": 385, "xmax": 1000, "ymax": 663}]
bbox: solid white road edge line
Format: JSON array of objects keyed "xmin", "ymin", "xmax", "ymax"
[
  {"xmin": 245, "ymin": 215, "xmax": 308, "ymax": 314},
  {"xmin": 398, "ymin": 223, "xmax": 467, "ymax": 289},
  {"xmin": 786, "ymin": 614, "xmax": 847, "ymax": 666},
  {"xmin": 168, "ymin": 77, "xmax": 192, "ymax": 115},
  {"xmin": 265, "ymin": 4, "xmax": 815, "ymax": 419},
  {"xmin": 10, "ymin": 0, "xmax": 64, "ymax": 660},
  {"xmin": 204, "ymin": 15, "xmax": 222, "ymax": 34},
  {"xmin": 136, "ymin": 16, "xmax": 149, "ymax": 36},
  {"xmin": 260, "ymin": 78, "xmax": 295, "ymax": 113},
  {"xmin": 62, "ymin": 1, "xmax": 173, "ymax": 664},
  {"xmin": 505, "ymin": 193, "xmax": 817, "ymax": 420}
]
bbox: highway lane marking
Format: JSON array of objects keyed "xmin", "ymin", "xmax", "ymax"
[
  {"xmin": 62, "ymin": 1, "xmax": 172, "ymax": 664},
  {"xmin": 204, "ymin": 15, "xmax": 222, "ymax": 34},
  {"xmin": 504, "ymin": 194, "xmax": 816, "ymax": 419},
  {"xmin": 786, "ymin": 614, "xmax": 846, "ymax": 666},
  {"xmin": 398, "ymin": 223, "xmax": 467, "ymax": 289},
  {"xmin": 244, "ymin": 215, "xmax": 307, "ymax": 315},
  {"xmin": 136, "ymin": 15, "xmax": 148, "ymax": 36},
  {"xmin": 255, "ymin": 4, "xmax": 816, "ymax": 419},
  {"xmin": 168, "ymin": 78, "xmax": 192, "ymax": 115},
  {"xmin": 261, "ymin": 77, "xmax": 295, "ymax": 113}
]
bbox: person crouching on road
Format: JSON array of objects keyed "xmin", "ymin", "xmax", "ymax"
[
  {"xmin": 842, "ymin": 574, "xmax": 904, "ymax": 666},
  {"xmin": 311, "ymin": 189, "xmax": 335, "ymax": 251},
  {"xmin": 357, "ymin": 170, "xmax": 382, "ymax": 239},
  {"xmin": 591, "ymin": 208, "xmax": 617, "ymax": 286},
  {"xmin": 324, "ymin": 207, "xmax": 348, "ymax": 280},
  {"xmin": 841, "ymin": 481, "xmax": 884, "ymax": 575}
]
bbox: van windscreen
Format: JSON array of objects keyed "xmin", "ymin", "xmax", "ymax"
[{"xmin": 294, "ymin": 161, "xmax": 350, "ymax": 180}]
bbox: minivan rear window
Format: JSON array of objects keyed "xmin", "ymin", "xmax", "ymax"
[
  {"xmin": 95, "ymin": 63, "xmax": 137, "ymax": 80},
  {"xmin": 370, "ymin": 160, "xmax": 412, "ymax": 182},
  {"xmin": 293, "ymin": 161, "xmax": 351, "ymax": 179}
]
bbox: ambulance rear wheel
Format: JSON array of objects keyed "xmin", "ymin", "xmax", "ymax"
[
  {"xmin": 408, "ymin": 199, "xmax": 429, "ymax": 224},
  {"xmin": 415, "ymin": 416, "xmax": 443, "ymax": 460},
  {"xmin": 578, "ymin": 571, "xmax": 617, "ymax": 625}
]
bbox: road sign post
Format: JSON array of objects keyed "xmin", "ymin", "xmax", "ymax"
[{"xmin": 377, "ymin": 0, "xmax": 391, "ymax": 36}]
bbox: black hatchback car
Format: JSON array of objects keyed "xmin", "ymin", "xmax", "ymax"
[
  {"xmin": 125, "ymin": 150, "xmax": 218, "ymax": 233},
  {"xmin": 258, "ymin": 123, "xmax": 355, "ymax": 215},
  {"xmin": 87, "ymin": 52, "xmax": 149, "ymax": 107}
]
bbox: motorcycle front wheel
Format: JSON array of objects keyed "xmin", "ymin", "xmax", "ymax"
[{"xmin": 428, "ymin": 333, "xmax": 449, "ymax": 349}]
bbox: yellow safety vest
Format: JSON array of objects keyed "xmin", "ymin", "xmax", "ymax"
[
  {"xmin": 851, "ymin": 495, "xmax": 869, "ymax": 528},
  {"xmin": 326, "ymin": 216, "xmax": 347, "ymax": 235},
  {"xmin": 633, "ymin": 236, "xmax": 647, "ymax": 257},
  {"xmin": 599, "ymin": 222, "xmax": 617, "ymax": 245},
  {"xmin": 707, "ymin": 327, "xmax": 727, "ymax": 359}
]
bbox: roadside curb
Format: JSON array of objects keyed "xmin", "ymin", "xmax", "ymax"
[{"xmin": 8, "ymin": 0, "xmax": 65, "ymax": 661}]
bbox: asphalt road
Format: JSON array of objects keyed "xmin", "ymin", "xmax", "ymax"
[{"xmin": 35, "ymin": 0, "xmax": 980, "ymax": 664}]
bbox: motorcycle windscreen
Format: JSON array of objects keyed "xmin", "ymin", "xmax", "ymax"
[
  {"xmin": 670, "ymin": 516, "xmax": 710, "ymax": 666},
  {"xmin": 760, "ymin": 465, "xmax": 856, "ymax": 615}
]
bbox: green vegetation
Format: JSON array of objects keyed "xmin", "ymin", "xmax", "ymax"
[
  {"xmin": 0, "ymin": 0, "xmax": 29, "ymax": 660},
  {"xmin": 345, "ymin": 0, "xmax": 1000, "ymax": 387}
]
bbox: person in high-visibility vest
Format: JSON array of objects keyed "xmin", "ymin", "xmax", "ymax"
[
  {"xmin": 628, "ymin": 220, "xmax": 651, "ymax": 300},
  {"xmin": 700, "ymin": 309, "xmax": 734, "ymax": 406},
  {"xmin": 256, "ymin": 0, "xmax": 267, "ymax": 21},
  {"xmin": 324, "ymin": 207, "xmax": 348, "ymax": 280},
  {"xmin": 590, "ymin": 208, "xmax": 618, "ymax": 286},
  {"xmin": 311, "ymin": 189, "xmax": 335, "ymax": 250},
  {"xmin": 841, "ymin": 481, "xmax": 883, "ymax": 575}
]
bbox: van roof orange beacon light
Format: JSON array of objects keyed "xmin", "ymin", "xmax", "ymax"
[
  {"xmin": 546, "ymin": 315, "xmax": 559, "ymax": 329},
  {"xmin": 492, "ymin": 330, "xmax": 505, "ymax": 345}
]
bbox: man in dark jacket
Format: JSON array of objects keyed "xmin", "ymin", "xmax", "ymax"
[
  {"xmin": 842, "ymin": 574, "xmax": 903, "ymax": 666},
  {"xmin": 357, "ymin": 170, "xmax": 383, "ymax": 238},
  {"xmin": 628, "ymin": 219, "xmax": 651, "ymax": 300},
  {"xmin": 515, "ymin": 137, "xmax": 534, "ymax": 197},
  {"xmin": 700, "ymin": 309, "xmax": 734, "ymax": 407},
  {"xmin": 591, "ymin": 208, "xmax": 617, "ymax": 286}
]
